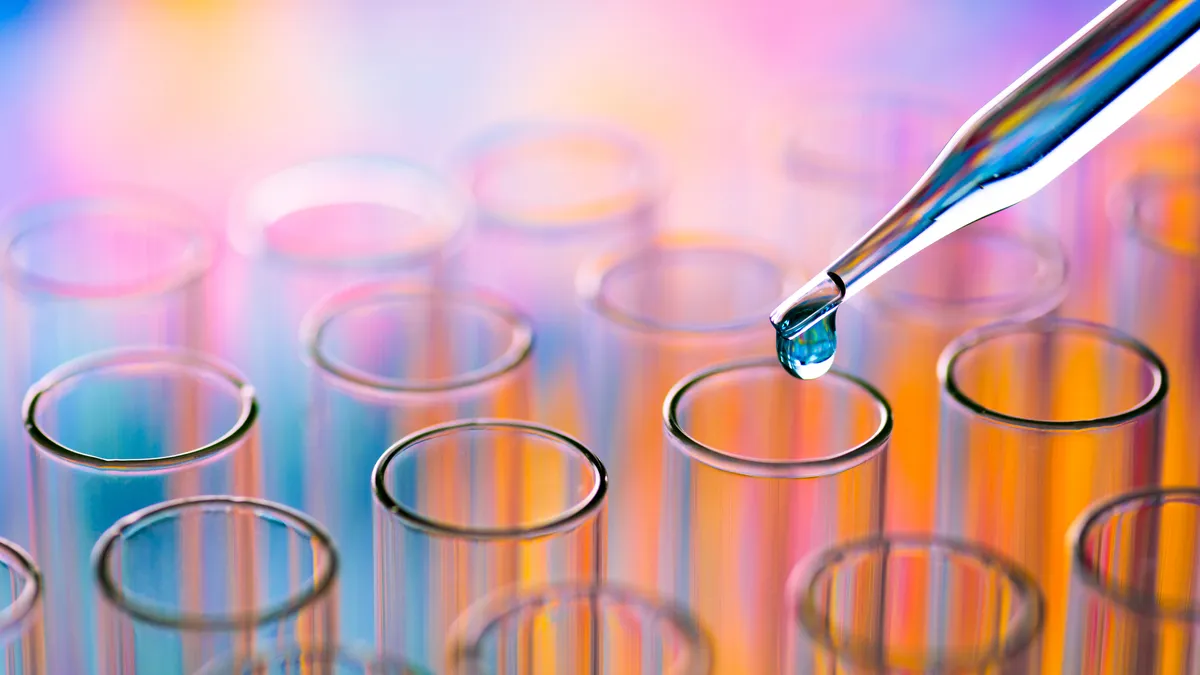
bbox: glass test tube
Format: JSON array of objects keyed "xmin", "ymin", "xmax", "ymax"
[
  {"xmin": 840, "ymin": 224, "xmax": 1067, "ymax": 533},
  {"xmin": 446, "ymin": 583, "xmax": 712, "ymax": 675},
  {"xmin": 1116, "ymin": 172, "xmax": 1200, "ymax": 486},
  {"xmin": 1064, "ymin": 487, "xmax": 1200, "ymax": 674},
  {"xmin": 228, "ymin": 156, "xmax": 469, "ymax": 510},
  {"xmin": 937, "ymin": 318, "xmax": 1167, "ymax": 672},
  {"xmin": 0, "ymin": 190, "xmax": 214, "ymax": 545},
  {"xmin": 93, "ymin": 496, "xmax": 339, "ymax": 675},
  {"xmin": 24, "ymin": 349, "xmax": 261, "ymax": 674},
  {"xmin": 195, "ymin": 644, "xmax": 420, "ymax": 674},
  {"xmin": 373, "ymin": 419, "xmax": 608, "ymax": 673},
  {"xmin": 577, "ymin": 233, "xmax": 786, "ymax": 591},
  {"xmin": 662, "ymin": 358, "xmax": 890, "ymax": 674},
  {"xmin": 455, "ymin": 121, "xmax": 660, "ymax": 436},
  {"xmin": 788, "ymin": 536, "xmax": 1044, "ymax": 674},
  {"xmin": 0, "ymin": 539, "xmax": 44, "ymax": 675},
  {"xmin": 302, "ymin": 283, "xmax": 533, "ymax": 644}
]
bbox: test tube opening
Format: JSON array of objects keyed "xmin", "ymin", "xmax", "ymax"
[
  {"xmin": 1, "ymin": 190, "xmax": 214, "ymax": 299},
  {"xmin": 790, "ymin": 536, "xmax": 1044, "ymax": 672},
  {"xmin": 230, "ymin": 155, "xmax": 470, "ymax": 268},
  {"xmin": 447, "ymin": 583, "xmax": 712, "ymax": 675},
  {"xmin": 92, "ymin": 495, "xmax": 339, "ymax": 630},
  {"xmin": 303, "ymin": 283, "xmax": 534, "ymax": 396},
  {"xmin": 23, "ymin": 348, "xmax": 258, "ymax": 473},
  {"xmin": 1122, "ymin": 170, "xmax": 1200, "ymax": 258},
  {"xmin": 456, "ymin": 121, "xmax": 660, "ymax": 231},
  {"xmin": 0, "ymin": 540, "xmax": 41, "ymax": 646}
]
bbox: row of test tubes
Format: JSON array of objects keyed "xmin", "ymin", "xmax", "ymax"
[{"xmin": 0, "ymin": 101, "xmax": 1193, "ymax": 675}]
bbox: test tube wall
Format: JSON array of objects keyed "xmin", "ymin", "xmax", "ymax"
[
  {"xmin": 577, "ymin": 233, "xmax": 784, "ymax": 591},
  {"xmin": 937, "ymin": 318, "xmax": 1167, "ymax": 672},
  {"xmin": 24, "ymin": 349, "xmax": 261, "ymax": 674},
  {"xmin": 195, "ymin": 645, "xmax": 421, "ymax": 675},
  {"xmin": 301, "ymin": 283, "xmax": 533, "ymax": 644},
  {"xmin": 93, "ymin": 496, "xmax": 339, "ymax": 675},
  {"xmin": 662, "ymin": 358, "xmax": 890, "ymax": 674},
  {"xmin": 455, "ymin": 121, "xmax": 660, "ymax": 437},
  {"xmin": 0, "ymin": 539, "xmax": 44, "ymax": 675},
  {"xmin": 373, "ymin": 419, "xmax": 607, "ymax": 674}
]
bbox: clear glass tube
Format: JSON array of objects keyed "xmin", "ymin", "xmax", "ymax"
[
  {"xmin": 1064, "ymin": 487, "xmax": 1200, "ymax": 674},
  {"xmin": 0, "ymin": 539, "xmax": 44, "ymax": 674},
  {"xmin": 228, "ymin": 156, "xmax": 469, "ymax": 511},
  {"xmin": 301, "ymin": 283, "xmax": 533, "ymax": 644},
  {"xmin": 92, "ymin": 496, "xmax": 338, "ymax": 675},
  {"xmin": 788, "ymin": 535, "xmax": 1044, "ymax": 674},
  {"xmin": 446, "ymin": 583, "xmax": 712, "ymax": 675},
  {"xmin": 454, "ymin": 121, "xmax": 660, "ymax": 437},
  {"xmin": 662, "ymin": 358, "xmax": 890, "ymax": 674},
  {"xmin": 1115, "ymin": 171, "xmax": 1200, "ymax": 486},
  {"xmin": 576, "ymin": 233, "xmax": 787, "ymax": 592},
  {"xmin": 195, "ymin": 644, "xmax": 420, "ymax": 674},
  {"xmin": 0, "ymin": 189, "xmax": 214, "ymax": 546},
  {"xmin": 937, "ymin": 318, "xmax": 1167, "ymax": 672},
  {"xmin": 23, "ymin": 349, "xmax": 260, "ymax": 674},
  {"xmin": 842, "ymin": 224, "xmax": 1066, "ymax": 533},
  {"xmin": 373, "ymin": 419, "xmax": 607, "ymax": 674}
]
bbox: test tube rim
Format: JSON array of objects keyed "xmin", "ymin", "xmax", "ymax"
[
  {"xmin": 194, "ymin": 643, "xmax": 425, "ymax": 675},
  {"xmin": 663, "ymin": 356, "xmax": 892, "ymax": 479},
  {"xmin": 371, "ymin": 418, "xmax": 608, "ymax": 540},
  {"xmin": 788, "ymin": 534, "xmax": 1044, "ymax": 671},
  {"xmin": 91, "ymin": 495, "xmax": 339, "ymax": 631},
  {"xmin": 452, "ymin": 119, "xmax": 663, "ymax": 234},
  {"xmin": 938, "ymin": 317, "xmax": 1168, "ymax": 431},
  {"xmin": 301, "ymin": 282, "xmax": 534, "ymax": 396},
  {"xmin": 228, "ymin": 154, "xmax": 472, "ymax": 269},
  {"xmin": 445, "ymin": 582, "xmax": 713, "ymax": 675},
  {"xmin": 0, "ymin": 539, "xmax": 42, "ymax": 647},
  {"xmin": 1119, "ymin": 170, "xmax": 1200, "ymax": 259},
  {"xmin": 577, "ymin": 232, "xmax": 793, "ymax": 336},
  {"xmin": 856, "ymin": 226, "xmax": 1069, "ymax": 326},
  {"xmin": 1069, "ymin": 486, "xmax": 1200, "ymax": 620},
  {"xmin": 0, "ymin": 187, "xmax": 215, "ymax": 300},
  {"xmin": 23, "ymin": 347, "xmax": 259, "ymax": 473}
]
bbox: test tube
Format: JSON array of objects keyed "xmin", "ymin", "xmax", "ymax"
[
  {"xmin": 1064, "ymin": 487, "xmax": 1200, "ymax": 674},
  {"xmin": 1115, "ymin": 171, "xmax": 1200, "ymax": 486},
  {"xmin": 228, "ymin": 156, "xmax": 469, "ymax": 510},
  {"xmin": 373, "ymin": 419, "xmax": 607, "ymax": 673},
  {"xmin": 662, "ymin": 358, "xmax": 890, "ymax": 674},
  {"xmin": 301, "ymin": 283, "xmax": 533, "ymax": 644},
  {"xmin": 0, "ymin": 539, "xmax": 44, "ymax": 674},
  {"xmin": 937, "ymin": 318, "xmax": 1167, "ymax": 672},
  {"xmin": 788, "ymin": 536, "xmax": 1044, "ymax": 674},
  {"xmin": 24, "ymin": 349, "xmax": 260, "ymax": 674},
  {"xmin": 576, "ymin": 233, "xmax": 786, "ymax": 591},
  {"xmin": 0, "ymin": 189, "xmax": 214, "ymax": 545},
  {"xmin": 841, "ymin": 224, "xmax": 1067, "ymax": 533},
  {"xmin": 92, "ymin": 496, "xmax": 338, "ymax": 675},
  {"xmin": 195, "ymin": 644, "xmax": 420, "ymax": 674},
  {"xmin": 455, "ymin": 121, "xmax": 660, "ymax": 436},
  {"xmin": 446, "ymin": 583, "xmax": 712, "ymax": 675}
]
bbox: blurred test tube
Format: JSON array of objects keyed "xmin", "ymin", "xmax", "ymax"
[
  {"xmin": 24, "ymin": 349, "xmax": 261, "ymax": 674},
  {"xmin": 0, "ymin": 190, "xmax": 214, "ymax": 545},
  {"xmin": 228, "ymin": 156, "xmax": 469, "ymax": 510},
  {"xmin": 446, "ymin": 583, "xmax": 712, "ymax": 675},
  {"xmin": 937, "ymin": 318, "xmax": 1167, "ymax": 672},
  {"xmin": 195, "ymin": 644, "xmax": 420, "ymax": 674},
  {"xmin": 0, "ymin": 539, "xmax": 44, "ymax": 675},
  {"xmin": 92, "ymin": 496, "xmax": 338, "ymax": 675},
  {"xmin": 1064, "ymin": 487, "xmax": 1200, "ymax": 674},
  {"xmin": 373, "ymin": 419, "xmax": 607, "ymax": 673},
  {"xmin": 576, "ymin": 233, "xmax": 786, "ymax": 591},
  {"xmin": 841, "ymin": 224, "xmax": 1067, "ymax": 533},
  {"xmin": 662, "ymin": 358, "xmax": 890, "ymax": 674},
  {"xmin": 301, "ymin": 283, "xmax": 533, "ymax": 644},
  {"xmin": 455, "ymin": 121, "xmax": 660, "ymax": 436},
  {"xmin": 788, "ymin": 536, "xmax": 1044, "ymax": 674}
]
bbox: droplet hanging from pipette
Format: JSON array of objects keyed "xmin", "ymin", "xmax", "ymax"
[{"xmin": 776, "ymin": 311, "xmax": 836, "ymax": 379}]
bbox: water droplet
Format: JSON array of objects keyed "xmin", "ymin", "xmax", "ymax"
[{"xmin": 776, "ymin": 311, "xmax": 837, "ymax": 379}]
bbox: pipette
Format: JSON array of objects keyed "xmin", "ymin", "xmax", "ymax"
[{"xmin": 772, "ymin": 0, "xmax": 1200, "ymax": 379}]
